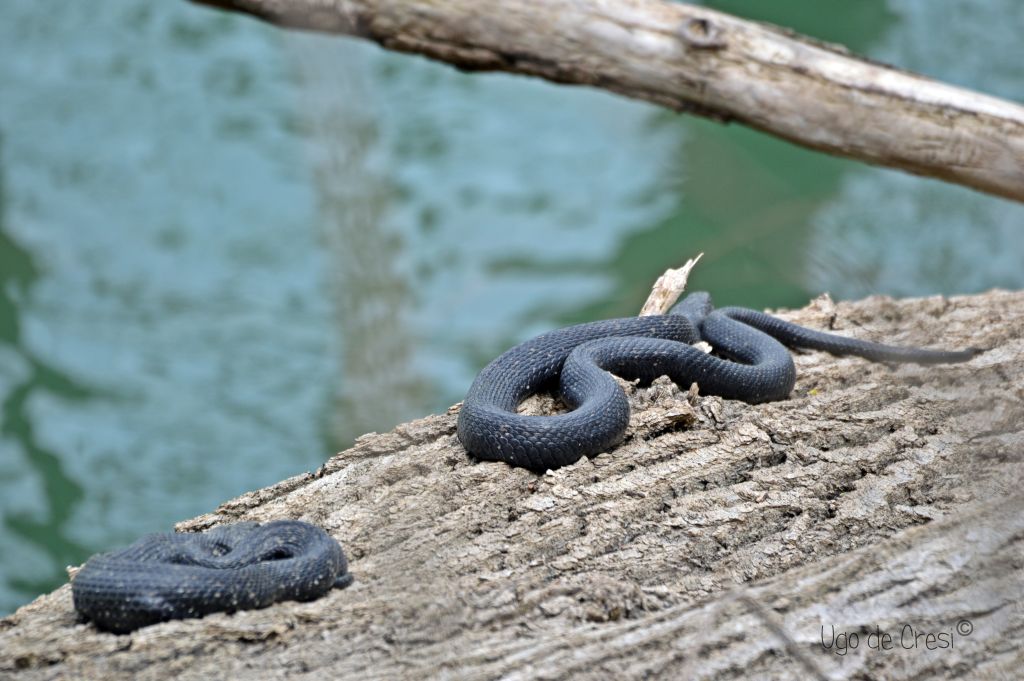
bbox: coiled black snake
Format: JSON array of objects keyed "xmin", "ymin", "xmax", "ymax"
[
  {"xmin": 457, "ymin": 292, "xmax": 977, "ymax": 471},
  {"xmin": 72, "ymin": 520, "xmax": 351, "ymax": 633}
]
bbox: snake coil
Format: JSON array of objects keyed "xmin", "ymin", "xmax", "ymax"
[
  {"xmin": 72, "ymin": 519, "xmax": 351, "ymax": 633},
  {"xmin": 458, "ymin": 292, "xmax": 977, "ymax": 471}
]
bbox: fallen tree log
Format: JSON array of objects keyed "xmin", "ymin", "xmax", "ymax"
[
  {"xmin": 187, "ymin": 0, "xmax": 1024, "ymax": 204},
  {"xmin": 2, "ymin": 289, "xmax": 1022, "ymax": 679}
]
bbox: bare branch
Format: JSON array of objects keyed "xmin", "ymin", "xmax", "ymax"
[{"xmin": 190, "ymin": 0, "xmax": 1024, "ymax": 203}]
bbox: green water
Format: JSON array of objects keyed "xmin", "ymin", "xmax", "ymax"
[{"xmin": 0, "ymin": 0, "xmax": 1021, "ymax": 614}]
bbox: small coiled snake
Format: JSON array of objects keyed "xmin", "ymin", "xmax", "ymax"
[
  {"xmin": 72, "ymin": 520, "xmax": 352, "ymax": 633},
  {"xmin": 457, "ymin": 292, "xmax": 977, "ymax": 471}
]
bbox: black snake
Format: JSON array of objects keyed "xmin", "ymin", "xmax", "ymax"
[
  {"xmin": 457, "ymin": 292, "xmax": 977, "ymax": 471},
  {"xmin": 72, "ymin": 520, "xmax": 351, "ymax": 633}
]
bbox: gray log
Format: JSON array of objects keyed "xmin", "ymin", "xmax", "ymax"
[{"xmin": 2, "ymin": 290, "xmax": 1022, "ymax": 679}]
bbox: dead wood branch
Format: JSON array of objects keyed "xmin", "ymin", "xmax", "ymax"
[{"xmin": 189, "ymin": 0, "xmax": 1024, "ymax": 203}]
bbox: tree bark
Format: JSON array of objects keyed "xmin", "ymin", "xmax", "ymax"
[
  {"xmin": 2, "ymin": 289, "xmax": 1022, "ymax": 679},
  {"xmin": 187, "ymin": 0, "xmax": 1024, "ymax": 204}
]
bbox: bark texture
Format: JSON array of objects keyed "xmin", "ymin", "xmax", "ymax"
[
  {"xmin": 2, "ymin": 290, "xmax": 1023, "ymax": 680},
  {"xmin": 187, "ymin": 0, "xmax": 1024, "ymax": 203}
]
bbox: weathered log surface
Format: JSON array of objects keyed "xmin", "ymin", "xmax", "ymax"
[
  {"xmin": 188, "ymin": 0, "xmax": 1024, "ymax": 203},
  {"xmin": 2, "ymin": 290, "xmax": 1023, "ymax": 679}
]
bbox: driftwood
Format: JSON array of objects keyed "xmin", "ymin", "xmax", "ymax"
[
  {"xmin": 2, "ymin": 289, "xmax": 1022, "ymax": 679},
  {"xmin": 188, "ymin": 0, "xmax": 1024, "ymax": 203}
]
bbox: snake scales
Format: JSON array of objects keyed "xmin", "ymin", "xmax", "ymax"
[
  {"xmin": 457, "ymin": 292, "xmax": 977, "ymax": 471},
  {"xmin": 72, "ymin": 520, "xmax": 351, "ymax": 633}
]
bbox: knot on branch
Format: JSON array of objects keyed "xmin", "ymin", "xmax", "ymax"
[{"xmin": 678, "ymin": 17, "xmax": 727, "ymax": 50}]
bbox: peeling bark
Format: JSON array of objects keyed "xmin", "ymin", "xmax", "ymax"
[
  {"xmin": 2, "ymin": 290, "xmax": 1022, "ymax": 679},
  {"xmin": 186, "ymin": 0, "xmax": 1024, "ymax": 203}
]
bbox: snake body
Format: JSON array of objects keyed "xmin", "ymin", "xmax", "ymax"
[
  {"xmin": 457, "ymin": 292, "xmax": 977, "ymax": 471},
  {"xmin": 71, "ymin": 520, "xmax": 351, "ymax": 633}
]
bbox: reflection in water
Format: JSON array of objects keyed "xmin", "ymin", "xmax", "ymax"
[
  {"xmin": 0, "ymin": 139, "xmax": 92, "ymax": 600},
  {"xmin": 289, "ymin": 38, "xmax": 430, "ymax": 445},
  {"xmin": 278, "ymin": 34, "xmax": 688, "ymax": 406}
]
